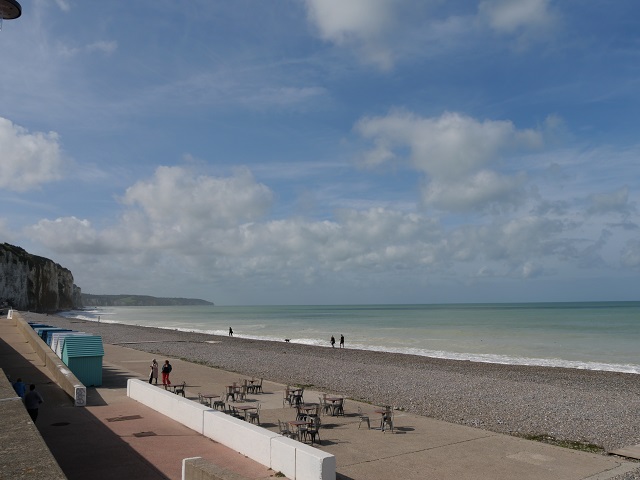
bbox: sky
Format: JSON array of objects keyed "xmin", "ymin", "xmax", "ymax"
[{"xmin": 1, "ymin": 0, "xmax": 639, "ymax": 306}]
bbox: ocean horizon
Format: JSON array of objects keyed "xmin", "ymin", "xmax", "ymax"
[{"xmin": 60, "ymin": 301, "xmax": 640, "ymax": 375}]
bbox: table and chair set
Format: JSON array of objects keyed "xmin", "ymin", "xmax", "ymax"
[
  {"xmin": 359, "ymin": 405, "xmax": 395, "ymax": 432},
  {"xmin": 321, "ymin": 395, "xmax": 345, "ymax": 416},
  {"xmin": 283, "ymin": 385, "xmax": 306, "ymax": 407},
  {"xmin": 192, "ymin": 377, "xmax": 265, "ymax": 424},
  {"xmin": 279, "ymin": 403, "xmax": 323, "ymax": 445},
  {"xmin": 277, "ymin": 390, "xmax": 353, "ymax": 445},
  {"xmin": 165, "ymin": 381, "xmax": 187, "ymax": 396}
]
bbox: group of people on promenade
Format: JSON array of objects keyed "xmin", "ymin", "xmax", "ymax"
[{"xmin": 12, "ymin": 377, "xmax": 44, "ymax": 422}]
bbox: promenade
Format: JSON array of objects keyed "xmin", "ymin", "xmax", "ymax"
[{"xmin": 1, "ymin": 312, "xmax": 638, "ymax": 479}]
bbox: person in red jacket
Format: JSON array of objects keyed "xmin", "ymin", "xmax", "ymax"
[{"xmin": 161, "ymin": 360, "xmax": 172, "ymax": 388}]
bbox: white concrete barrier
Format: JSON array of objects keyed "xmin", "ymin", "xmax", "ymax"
[
  {"xmin": 270, "ymin": 437, "xmax": 336, "ymax": 480},
  {"xmin": 270, "ymin": 436, "xmax": 298, "ymax": 479},
  {"xmin": 127, "ymin": 379, "xmax": 336, "ymax": 480},
  {"xmin": 128, "ymin": 379, "xmax": 180, "ymax": 414},
  {"xmin": 203, "ymin": 410, "xmax": 277, "ymax": 466},
  {"xmin": 177, "ymin": 396, "xmax": 212, "ymax": 433},
  {"xmin": 294, "ymin": 442, "xmax": 336, "ymax": 480},
  {"xmin": 127, "ymin": 379, "xmax": 212, "ymax": 434}
]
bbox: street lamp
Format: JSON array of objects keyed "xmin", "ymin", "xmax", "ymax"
[{"xmin": 0, "ymin": 0, "xmax": 21, "ymax": 30}]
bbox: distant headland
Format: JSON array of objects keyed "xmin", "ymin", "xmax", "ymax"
[{"xmin": 81, "ymin": 294, "xmax": 213, "ymax": 307}]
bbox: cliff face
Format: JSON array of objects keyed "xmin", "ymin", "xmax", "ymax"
[{"xmin": 0, "ymin": 243, "xmax": 81, "ymax": 312}]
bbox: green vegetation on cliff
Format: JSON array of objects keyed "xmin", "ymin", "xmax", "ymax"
[{"xmin": 81, "ymin": 293, "xmax": 213, "ymax": 307}]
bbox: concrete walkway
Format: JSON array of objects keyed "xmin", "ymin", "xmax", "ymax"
[{"xmin": 2, "ymin": 313, "xmax": 638, "ymax": 479}]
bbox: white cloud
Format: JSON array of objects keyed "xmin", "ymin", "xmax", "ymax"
[
  {"xmin": 25, "ymin": 217, "xmax": 100, "ymax": 254},
  {"xmin": 355, "ymin": 110, "xmax": 542, "ymax": 212},
  {"xmin": 478, "ymin": 0, "xmax": 558, "ymax": 46},
  {"xmin": 24, "ymin": 166, "xmax": 635, "ymax": 301},
  {"xmin": 304, "ymin": 0, "xmax": 396, "ymax": 69},
  {"xmin": 587, "ymin": 186, "xmax": 634, "ymax": 216},
  {"xmin": 423, "ymin": 171, "xmax": 527, "ymax": 212},
  {"xmin": 520, "ymin": 260, "xmax": 544, "ymax": 278},
  {"xmin": 57, "ymin": 40, "xmax": 118, "ymax": 58},
  {"xmin": 55, "ymin": 0, "xmax": 71, "ymax": 12},
  {"xmin": 304, "ymin": 0, "xmax": 559, "ymax": 70},
  {"xmin": 479, "ymin": 0, "xmax": 554, "ymax": 32},
  {"xmin": 621, "ymin": 240, "xmax": 640, "ymax": 268},
  {"xmin": 0, "ymin": 118, "xmax": 65, "ymax": 192},
  {"xmin": 25, "ymin": 166, "xmax": 275, "ymax": 257},
  {"xmin": 305, "ymin": 0, "xmax": 394, "ymax": 44},
  {"xmin": 86, "ymin": 41, "xmax": 118, "ymax": 55},
  {"xmin": 121, "ymin": 166, "xmax": 273, "ymax": 227},
  {"xmin": 356, "ymin": 110, "xmax": 542, "ymax": 179},
  {"xmin": 498, "ymin": 216, "xmax": 567, "ymax": 258},
  {"xmin": 238, "ymin": 86, "xmax": 327, "ymax": 108}
]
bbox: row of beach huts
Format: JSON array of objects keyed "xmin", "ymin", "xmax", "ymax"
[{"xmin": 28, "ymin": 321, "xmax": 104, "ymax": 386}]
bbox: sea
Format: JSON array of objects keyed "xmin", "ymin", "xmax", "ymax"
[{"xmin": 59, "ymin": 302, "xmax": 640, "ymax": 374}]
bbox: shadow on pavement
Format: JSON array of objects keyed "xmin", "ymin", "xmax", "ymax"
[{"xmin": 0, "ymin": 335, "xmax": 170, "ymax": 480}]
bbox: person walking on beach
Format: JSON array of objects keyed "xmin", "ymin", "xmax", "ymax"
[
  {"xmin": 161, "ymin": 360, "xmax": 172, "ymax": 388},
  {"xmin": 149, "ymin": 359, "xmax": 159, "ymax": 385},
  {"xmin": 340, "ymin": 334, "xmax": 344, "ymax": 348},
  {"xmin": 229, "ymin": 327, "xmax": 233, "ymax": 337},
  {"xmin": 24, "ymin": 384, "xmax": 43, "ymax": 422},
  {"xmin": 330, "ymin": 335, "xmax": 335, "ymax": 348}
]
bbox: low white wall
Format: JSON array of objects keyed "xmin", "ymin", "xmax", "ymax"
[
  {"xmin": 270, "ymin": 437, "xmax": 336, "ymax": 480},
  {"xmin": 127, "ymin": 379, "xmax": 336, "ymax": 480},
  {"xmin": 270, "ymin": 436, "xmax": 298, "ymax": 479},
  {"xmin": 203, "ymin": 410, "xmax": 276, "ymax": 467},
  {"xmin": 294, "ymin": 443, "xmax": 336, "ymax": 480},
  {"xmin": 127, "ymin": 379, "xmax": 212, "ymax": 434}
]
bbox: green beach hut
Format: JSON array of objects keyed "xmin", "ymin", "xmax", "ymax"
[{"xmin": 61, "ymin": 335, "xmax": 104, "ymax": 386}]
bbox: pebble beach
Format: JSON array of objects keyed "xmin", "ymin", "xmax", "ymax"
[{"xmin": 33, "ymin": 313, "xmax": 640, "ymax": 466}]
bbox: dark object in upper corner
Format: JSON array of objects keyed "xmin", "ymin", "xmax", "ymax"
[{"xmin": 0, "ymin": 0, "xmax": 22, "ymax": 20}]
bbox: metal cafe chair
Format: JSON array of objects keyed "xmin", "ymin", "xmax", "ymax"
[
  {"xmin": 381, "ymin": 407, "xmax": 394, "ymax": 433},
  {"xmin": 357, "ymin": 406, "xmax": 370, "ymax": 429}
]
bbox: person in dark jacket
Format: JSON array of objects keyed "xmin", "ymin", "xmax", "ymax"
[{"xmin": 24, "ymin": 384, "xmax": 43, "ymax": 422}]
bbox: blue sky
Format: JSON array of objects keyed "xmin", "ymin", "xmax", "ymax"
[{"xmin": 1, "ymin": 0, "xmax": 639, "ymax": 305}]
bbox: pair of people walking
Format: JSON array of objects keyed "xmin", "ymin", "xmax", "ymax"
[
  {"xmin": 13, "ymin": 378, "xmax": 43, "ymax": 422},
  {"xmin": 149, "ymin": 359, "xmax": 172, "ymax": 387},
  {"xmin": 330, "ymin": 334, "xmax": 345, "ymax": 348},
  {"xmin": 24, "ymin": 384, "xmax": 44, "ymax": 422}
]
